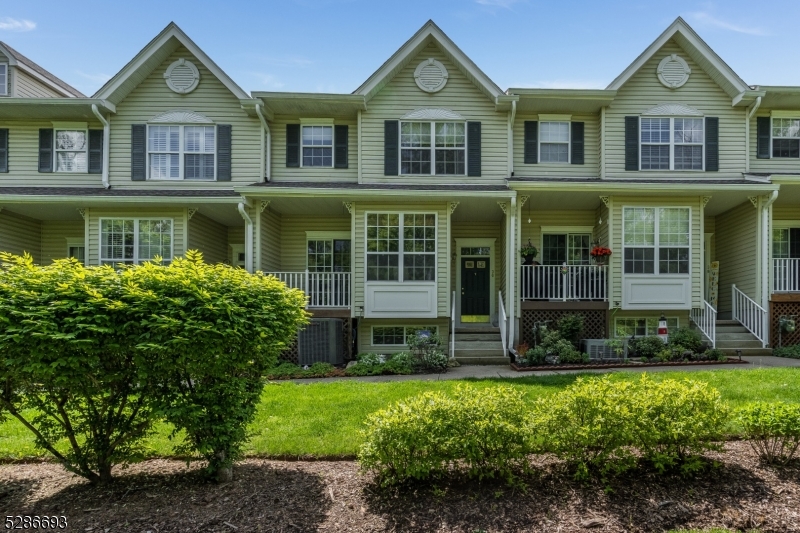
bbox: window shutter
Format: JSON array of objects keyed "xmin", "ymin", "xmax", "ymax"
[
  {"xmin": 467, "ymin": 121, "xmax": 481, "ymax": 177},
  {"xmin": 705, "ymin": 117, "xmax": 719, "ymax": 172},
  {"xmin": 624, "ymin": 116, "xmax": 639, "ymax": 171},
  {"xmin": 757, "ymin": 116, "xmax": 771, "ymax": 159},
  {"xmin": 38, "ymin": 128, "xmax": 53, "ymax": 173},
  {"xmin": 571, "ymin": 122, "xmax": 584, "ymax": 165},
  {"xmin": 88, "ymin": 129, "xmax": 103, "ymax": 174},
  {"xmin": 217, "ymin": 124, "xmax": 232, "ymax": 181},
  {"xmin": 384, "ymin": 120, "xmax": 399, "ymax": 176},
  {"xmin": 286, "ymin": 124, "xmax": 300, "ymax": 167},
  {"xmin": 0, "ymin": 128, "xmax": 7, "ymax": 173},
  {"xmin": 334, "ymin": 124, "xmax": 348, "ymax": 169},
  {"xmin": 523, "ymin": 121, "xmax": 538, "ymax": 164},
  {"xmin": 130, "ymin": 124, "xmax": 146, "ymax": 181}
]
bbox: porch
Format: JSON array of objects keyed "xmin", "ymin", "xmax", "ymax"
[{"xmin": 267, "ymin": 271, "xmax": 351, "ymax": 309}]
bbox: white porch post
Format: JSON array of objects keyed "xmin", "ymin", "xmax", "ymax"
[{"xmin": 509, "ymin": 196, "xmax": 517, "ymax": 347}]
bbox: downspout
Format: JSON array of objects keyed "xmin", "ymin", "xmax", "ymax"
[
  {"xmin": 91, "ymin": 104, "xmax": 110, "ymax": 189},
  {"xmin": 237, "ymin": 201, "xmax": 254, "ymax": 273},
  {"xmin": 745, "ymin": 97, "xmax": 762, "ymax": 173},
  {"xmin": 761, "ymin": 189, "xmax": 778, "ymax": 345},
  {"xmin": 255, "ymin": 103, "xmax": 271, "ymax": 182},
  {"xmin": 509, "ymin": 100, "xmax": 516, "ymax": 177}
]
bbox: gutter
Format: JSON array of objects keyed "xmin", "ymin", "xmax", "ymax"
[
  {"xmin": 91, "ymin": 104, "xmax": 110, "ymax": 189},
  {"xmin": 237, "ymin": 201, "xmax": 254, "ymax": 273},
  {"xmin": 255, "ymin": 103, "xmax": 271, "ymax": 182}
]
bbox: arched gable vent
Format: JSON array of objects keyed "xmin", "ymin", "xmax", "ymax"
[{"xmin": 149, "ymin": 110, "xmax": 214, "ymax": 123}]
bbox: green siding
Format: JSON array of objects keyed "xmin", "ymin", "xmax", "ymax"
[
  {"xmin": 513, "ymin": 114, "xmax": 599, "ymax": 177},
  {"xmin": 259, "ymin": 209, "xmax": 282, "ymax": 272},
  {"xmin": 270, "ymin": 118, "xmax": 358, "ymax": 182},
  {"xmin": 0, "ymin": 210, "xmax": 41, "ymax": 263},
  {"xmin": 749, "ymin": 113, "xmax": 800, "ymax": 174},
  {"xmin": 711, "ymin": 201, "xmax": 758, "ymax": 314},
  {"xmin": 357, "ymin": 318, "xmax": 449, "ymax": 354},
  {"xmin": 187, "ymin": 212, "xmax": 228, "ymax": 265},
  {"xmin": 15, "ymin": 69, "xmax": 63, "ymax": 98},
  {"xmin": 41, "ymin": 220, "xmax": 84, "ymax": 264},
  {"xmin": 520, "ymin": 210, "xmax": 597, "ymax": 254},
  {"xmin": 279, "ymin": 215, "xmax": 350, "ymax": 272}
]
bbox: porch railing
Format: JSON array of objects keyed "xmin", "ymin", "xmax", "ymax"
[
  {"xmin": 520, "ymin": 264, "xmax": 608, "ymax": 301},
  {"xmin": 267, "ymin": 271, "xmax": 351, "ymax": 308},
  {"xmin": 450, "ymin": 291, "xmax": 456, "ymax": 360},
  {"xmin": 498, "ymin": 290, "xmax": 508, "ymax": 355},
  {"xmin": 690, "ymin": 300, "xmax": 717, "ymax": 348},
  {"xmin": 773, "ymin": 258, "xmax": 800, "ymax": 293},
  {"xmin": 731, "ymin": 284, "xmax": 768, "ymax": 348}
]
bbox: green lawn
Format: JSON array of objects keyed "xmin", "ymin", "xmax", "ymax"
[{"xmin": 1, "ymin": 368, "xmax": 798, "ymax": 460}]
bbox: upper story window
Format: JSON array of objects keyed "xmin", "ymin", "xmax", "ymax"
[
  {"xmin": 366, "ymin": 213, "xmax": 436, "ymax": 282},
  {"xmin": 623, "ymin": 207, "xmax": 690, "ymax": 275},
  {"xmin": 55, "ymin": 130, "xmax": 88, "ymax": 172},
  {"xmin": 539, "ymin": 122, "xmax": 569, "ymax": 163},
  {"xmin": 640, "ymin": 117, "xmax": 704, "ymax": 171},
  {"xmin": 148, "ymin": 125, "xmax": 215, "ymax": 180},
  {"xmin": 772, "ymin": 118, "xmax": 800, "ymax": 158},
  {"xmin": 0, "ymin": 64, "xmax": 7, "ymax": 96},
  {"xmin": 400, "ymin": 121, "xmax": 465, "ymax": 175},
  {"xmin": 302, "ymin": 125, "xmax": 333, "ymax": 167},
  {"xmin": 100, "ymin": 218, "xmax": 173, "ymax": 266}
]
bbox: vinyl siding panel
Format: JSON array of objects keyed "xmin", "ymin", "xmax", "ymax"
[
  {"xmin": 712, "ymin": 201, "xmax": 758, "ymax": 314},
  {"xmin": 513, "ymin": 114, "xmax": 600, "ymax": 177},
  {"xmin": 773, "ymin": 206, "xmax": 800, "ymax": 222},
  {"xmin": 270, "ymin": 118, "xmax": 358, "ymax": 182},
  {"xmin": 360, "ymin": 42, "xmax": 507, "ymax": 185},
  {"xmin": 0, "ymin": 210, "xmax": 41, "ymax": 263},
  {"xmin": 109, "ymin": 45, "xmax": 262, "ymax": 187},
  {"xmin": 187, "ymin": 212, "xmax": 228, "ymax": 265},
  {"xmin": 606, "ymin": 40, "xmax": 746, "ymax": 179},
  {"xmin": 260, "ymin": 209, "xmax": 282, "ymax": 272},
  {"xmin": 498, "ymin": 214, "xmax": 507, "ymax": 300},
  {"xmin": 279, "ymin": 216, "xmax": 350, "ymax": 272},
  {"xmin": 357, "ymin": 318, "xmax": 448, "ymax": 354},
  {"xmin": 521, "ymin": 210, "xmax": 598, "ymax": 254},
  {"xmin": 705, "ymin": 215, "xmax": 716, "ymax": 263},
  {"xmin": 749, "ymin": 112, "xmax": 800, "ymax": 173},
  {"xmin": 15, "ymin": 69, "xmax": 62, "ymax": 98},
  {"xmin": 41, "ymin": 220, "xmax": 84, "ymax": 263}
]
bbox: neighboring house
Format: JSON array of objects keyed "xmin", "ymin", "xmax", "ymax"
[{"xmin": 0, "ymin": 18, "xmax": 798, "ymax": 362}]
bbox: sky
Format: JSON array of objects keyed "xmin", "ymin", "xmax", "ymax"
[{"xmin": 1, "ymin": 0, "xmax": 798, "ymax": 97}]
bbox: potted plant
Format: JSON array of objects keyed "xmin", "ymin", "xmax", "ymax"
[
  {"xmin": 519, "ymin": 240, "xmax": 538, "ymax": 265},
  {"xmin": 590, "ymin": 246, "xmax": 612, "ymax": 265}
]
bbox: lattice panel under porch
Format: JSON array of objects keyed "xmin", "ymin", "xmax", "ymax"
[
  {"xmin": 521, "ymin": 309, "xmax": 607, "ymax": 348},
  {"xmin": 771, "ymin": 301, "xmax": 800, "ymax": 347}
]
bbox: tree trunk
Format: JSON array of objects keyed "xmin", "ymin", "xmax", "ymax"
[{"xmin": 213, "ymin": 449, "xmax": 233, "ymax": 483}]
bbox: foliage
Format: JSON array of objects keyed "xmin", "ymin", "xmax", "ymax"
[
  {"xmin": 738, "ymin": 402, "xmax": 800, "ymax": 465},
  {"xmin": 407, "ymin": 332, "xmax": 449, "ymax": 372},
  {"xmin": 629, "ymin": 336, "xmax": 666, "ymax": 360},
  {"xmin": 266, "ymin": 362, "xmax": 342, "ymax": 380},
  {"xmin": 774, "ymin": 344, "xmax": 800, "ymax": 359},
  {"xmin": 557, "ymin": 314, "xmax": 584, "ymax": 346},
  {"xmin": 589, "ymin": 246, "xmax": 612, "ymax": 259},
  {"xmin": 657, "ymin": 346, "xmax": 688, "ymax": 363},
  {"xmin": 359, "ymin": 385, "xmax": 531, "ymax": 486},
  {"xmin": 345, "ymin": 352, "xmax": 414, "ymax": 376},
  {"xmin": 604, "ymin": 338, "xmax": 625, "ymax": 358},
  {"xmin": 704, "ymin": 348, "xmax": 728, "ymax": 362},
  {"xmin": 519, "ymin": 239, "xmax": 538, "ymax": 258},
  {"xmin": 384, "ymin": 352, "xmax": 414, "ymax": 375},
  {"xmin": 524, "ymin": 346, "xmax": 547, "ymax": 366},
  {"xmin": 523, "ymin": 330, "xmax": 588, "ymax": 365},
  {"xmin": 668, "ymin": 327, "xmax": 704, "ymax": 353}
]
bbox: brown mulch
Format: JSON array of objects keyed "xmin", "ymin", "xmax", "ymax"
[
  {"xmin": 1, "ymin": 441, "xmax": 799, "ymax": 532},
  {"xmin": 510, "ymin": 358, "xmax": 749, "ymax": 372}
]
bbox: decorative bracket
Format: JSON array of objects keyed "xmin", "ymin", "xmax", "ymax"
[
  {"xmin": 497, "ymin": 202, "xmax": 508, "ymax": 214},
  {"xmin": 77, "ymin": 208, "xmax": 86, "ymax": 220},
  {"xmin": 343, "ymin": 202, "xmax": 353, "ymax": 214},
  {"xmin": 701, "ymin": 196, "xmax": 711, "ymax": 208},
  {"xmin": 187, "ymin": 208, "xmax": 198, "ymax": 220},
  {"xmin": 260, "ymin": 200, "xmax": 270, "ymax": 213},
  {"xmin": 749, "ymin": 196, "xmax": 759, "ymax": 208},
  {"xmin": 449, "ymin": 201, "xmax": 460, "ymax": 215},
  {"xmin": 519, "ymin": 195, "xmax": 529, "ymax": 208},
  {"xmin": 599, "ymin": 196, "xmax": 611, "ymax": 208}
]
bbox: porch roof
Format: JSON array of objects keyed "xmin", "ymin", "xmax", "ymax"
[{"xmin": 0, "ymin": 186, "xmax": 242, "ymax": 201}]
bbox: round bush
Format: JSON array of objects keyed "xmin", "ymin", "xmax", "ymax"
[
  {"xmin": 668, "ymin": 327, "xmax": 704, "ymax": 353},
  {"xmin": 738, "ymin": 402, "xmax": 800, "ymax": 465}
]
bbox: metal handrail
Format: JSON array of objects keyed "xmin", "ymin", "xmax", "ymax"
[
  {"xmin": 498, "ymin": 290, "xmax": 508, "ymax": 354},
  {"xmin": 690, "ymin": 300, "xmax": 717, "ymax": 348},
  {"xmin": 731, "ymin": 284, "xmax": 768, "ymax": 348},
  {"xmin": 520, "ymin": 264, "xmax": 608, "ymax": 301}
]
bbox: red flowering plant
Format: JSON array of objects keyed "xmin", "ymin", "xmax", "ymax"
[{"xmin": 590, "ymin": 246, "xmax": 612, "ymax": 264}]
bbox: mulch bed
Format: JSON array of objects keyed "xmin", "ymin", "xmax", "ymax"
[
  {"xmin": 2, "ymin": 441, "xmax": 799, "ymax": 532},
  {"xmin": 511, "ymin": 358, "xmax": 749, "ymax": 372}
]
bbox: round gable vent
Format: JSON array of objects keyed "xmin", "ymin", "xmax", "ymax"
[
  {"xmin": 657, "ymin": 54, "xmax": 691, "ymax": 89},
  {"xmin": 164, "ymin": 58, "xmax": 200, "ymax": 94},
  {"xmin": 414, "ymin": 58, "xmax": 448, "ymax": 93}
]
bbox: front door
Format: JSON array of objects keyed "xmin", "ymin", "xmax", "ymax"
[{"xmin": 461, "ymin": 257, "xmax": 490, "ymax": 323}]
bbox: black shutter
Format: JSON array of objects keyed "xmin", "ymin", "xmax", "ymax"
[
  {"xmin": 334, "ymin": 124, "xmax": 348, "ymax": 169},
  {"xmin": 757, "ymin": 116, "xmax": 771, "ymax": 159},
  {"xmin": 624, "ymin": 116, "xmax": 639, "ymax": 171},
  {"xmin": 705, "ymin": 117, "xmax": 719, "ymax": 171},
  {"xmin": 130, "ymin": 124, "xmax": 146, "ymax": 181},
  {"xmin": 571, "ymin": 122, "xmax": 584, "ymax": 165},
  {"xmin": 286, "ymin": 124, "xmax": 300, "ymax": 167},
  {"xmin": 467, "ymin": 121, "xmax": 481, "ymax": 177},
  {"xmin": 384, "ymin": 120, "xmax": 399, "ymax": 176},
  {"xmin": 38, "ymin": 128, "xmax": 53, "ymax": 173},
  {"xmin": 0, "ymin": 128, "xmax": 7, "ymax": 173},
  {"xmin": 88, "ymin": 129, "xmax": 103, "ymax": 174},
  {"xmin": 217, "ymin": 124, "xmax": 232, "ymax": 181},
  {"xmin": 524, "ymin": 121, "xmax": 538, "ymax": 164}
]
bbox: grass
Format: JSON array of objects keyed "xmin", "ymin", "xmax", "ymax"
[{"xmin": 0, "ymin": 367, "xmax": 798, "ymax": 460}]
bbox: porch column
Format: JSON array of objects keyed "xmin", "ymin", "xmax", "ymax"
[
  {"xmin": 509, "ymin": 195, "xmax": 517, "ymax": 347},
  {"xmin": 237, "ymin": 200, "xmax": 254, "ymax": 273}
]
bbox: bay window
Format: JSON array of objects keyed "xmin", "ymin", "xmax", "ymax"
[
  {"xmin": 148, "ymin": 125, "xmax": 216, "ymax": 180},
  {"xmin": 100, "ymin": 218, "xmax": 173, "ymax": 265},
  {"xmin": 366, "ymin": 213, "xmax": 436, "ymax": 282},
  {"xmin": 623, "ymin": 207, "xmax": 690, "ymax": 275},
  {"xmin": 400, "ymin": 121, "xmax": 465, "ymax": 175},
  {"xmin": 640, "ymin": 117, "xmax": 704, "ymax": 170}
]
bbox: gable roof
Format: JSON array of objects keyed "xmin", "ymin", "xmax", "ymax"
[
  {"xmin": 607, "ymin": 17, "xmax": 750, "ymax": 101},
  {"xmin": 0, "ymin": 41, "xmax": 84, "ymax": 97},
  {"xmin": 354, "ymin": 20, "xmax": 504, "ymax": 103},
  {"xmin": 93, "ymin": 22, "xmax": 250, "ymax": 105}
]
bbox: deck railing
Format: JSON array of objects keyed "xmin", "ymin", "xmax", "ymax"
[
  {"xmin": 520, "ymin": 264, "xmax": 608, "ymax": 301},
  {"xmin": 690, "ymin": 300, "xmax": 717, "ymax": 348},
  {"xmin": 267, "ymin": 271, "xmax": 351, "ymax": 308},
  {"xmin": 773, "ymin": 258, "xmax": 800, "ymax": 293},
  {"xmin": 732, "ymin": 284, "xmax": 768, "ymax": 348}
]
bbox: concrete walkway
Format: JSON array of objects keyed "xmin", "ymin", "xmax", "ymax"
[{"xmin": 293, "ymin": 355, "xmax": 800, "ymax": 384}]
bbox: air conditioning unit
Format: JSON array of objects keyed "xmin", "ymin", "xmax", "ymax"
[
  {"xmin": 298, "ymin": 318, "xmax": 344, "ymax": 365},
  {"xmin": 582, "ymin": 339, "xmax": 628, "ymax": 361}
]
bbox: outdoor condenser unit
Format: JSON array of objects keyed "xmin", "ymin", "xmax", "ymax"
[{"xmin": 298, "ymin": 318, "xmax": 344, "ymax": 365}]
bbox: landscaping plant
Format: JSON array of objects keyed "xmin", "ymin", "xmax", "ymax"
[
  {"xmin": 407, "ymin": 332, "xmax": 449, "ymax": 372},
  {"xmin": 668, "ymin": 327, "xmax": 704, "ymax": 354},
  {"xmin": 629, "ymin": 335, "xmax": 665, "ymax": 360},
  {"xmin": 556, "ymin": 314, "xmax": 584, "ymax": 347},
  {"xmin": 773, "ymin": 344, "xmax": 800, "ymax": 359},
  {"xmin": 738, "ymin": 402, "xmax": 800, "ymax": 465}
]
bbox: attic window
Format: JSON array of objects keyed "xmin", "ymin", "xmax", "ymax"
[
  {"xmin": 164, "ymin": 59, "xmax": 200, "ymax": 94},
  {"xmin": 0, "ymin": 64, "xmax": 7, "ymax": 96},
  {"xmin": 657, "ymin": 54, "xmax": 691, "ymax": 89},
  {"xmin": 414, "ymin": 58, "xmax": 448, "ymax": 93}
]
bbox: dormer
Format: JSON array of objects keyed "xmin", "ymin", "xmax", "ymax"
[{"xmin": 0, "ymin": 41, "xmax": 84, "ymax": 98}]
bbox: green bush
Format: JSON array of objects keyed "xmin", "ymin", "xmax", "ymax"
[
  {"xmin": 774, "ymin": 344, "xmax": 800, "ymax": 359},
  {"xmin": 266, "ymin": 362, "xmax": 339, "ymax": 379},
  {"xmin": 630, "ymin": 336, "xmax": 665, "ymax": 360},
  {"xmin": 408, "ymin": 332, "xmax": 449, "ymax": 372},
  {"xmin": 384, "ymin": 352, "xmax": 413, "ymax": 375},
  {"xmin": 668, "ymin": 327, "xmax": 704, "ymax": 353},
  {"xmin": 738, "ymin": 402, "xmax": 800, "ymax": 465},
  {"xmin": 557, "ymin": 314, "xmax": 584, "ymax": 346},
  {"xmin": 704, "ymin": 348, "xmax": 728, "ymax": 362},
  {"xmin": 359, "ymin": 385, "xmax": 531, "ymax": 486},
  {"xmin": 345, "ymin": 352, "xmax": 414, "ymax": 376},
  {"xmin": 524, "ymin": 345, "xmax": 547, "ymax": 365}
]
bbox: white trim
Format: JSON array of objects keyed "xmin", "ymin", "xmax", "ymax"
[
  {"xmin": 455, "ymin": 237, "xmax": 496, "ymax": 327},
  {"xmin": 164, "ymin": 58, "xmax": 200, "ymax": 94},
  {"xmin": 537, "ymin": 114, "xmax": 571, "ymax": 122},
  {"xmin": 657, "ymin": 54, "xmax": 691, "ymax": 89},
  {"xmin": 299, "ymin": 124, "xmax": 334, "ymax": 169},
  {"xmin": 414, "ymin": 58, "xmax": 448, "ymax": 93},
  {"xmin": 364, "ymin": 211, "xmax": 438, "ymax": 284},
  {"xmin": 371, "ymin": 325, "xmax": 440, "ymax": 347},
  {"xmin": 305, "ymin": 231, "xmax": 352, "ymax": 240},
  {"xmin": 770, "ymin": 110, "xmax": 800, "ymax": 119},
  {"xmin": 146, "ymin": 124, "xmax": 217, "ymax": 181},
  {"xmin": 98, "ymin": 217, "xmax": 175, "ymax": 266},
  {"xmin": 639, "ymin": 116, "xmax": 705, "ymax": 171},
  {"xmin": 150, "ymin": 110, "xmax": 212, "ymax": 124},
  {"xmin": 643, "ymin": 103, "xmax": 702, "ymax": 116},
  {"xmin": 539, "ymin": 225, "xmax": 594, "ymax": 234},
  {"xmin": 538, "ymin": 120, "xmax": 571, "ymax": 164},
  {"xmin": 770, "ymin": 116, "xmax": 800, "ymax": 160},
  {"xmin": 398, "ymin": 120, "xmax": 466, "ymax": 176},
  {"xmin": 773, "ymin": 219, "xmax": 800, "ymax": 230},
  {"xmin": 0, "ymin": 63, "xmax": 8, "ymax": 96},
  {"xmin": 300, "ymin": 117, "xmax": 334, "ymax": 124},
  {"xmin": 51, "ymin": 121, "xmax": 88, "ymax": 129},
  {"xmin": 401, "ymin": 108, "xmax": 464, "ymax": 121}
]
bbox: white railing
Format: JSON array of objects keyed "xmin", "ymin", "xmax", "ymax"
[
  {"xmin": 498, "ymin": 290, "xmax": 508, "ymax": 355},
  {"xmin": 267, "ymin": 271, "xmax": 351, "ymax": 308},
  {"xmin": 450, "ymin": 290, "xmax": 456, "ymax": 360},
  {"xmin": 732, "ymin": 284, "xmax": 768, "ymax": 348},
  {"xmin": 773, "ymin": 258, "xmax": 800, "ymax": 293},
  {"xmin": 690, "ymin": 300, "xmax": 717, "ymax": 348},
  {"xmin": 520, "ymin": 264, "xmax": 608, "ymax": 301}
]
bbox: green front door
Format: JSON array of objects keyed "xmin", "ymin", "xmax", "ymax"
[{"xmin": 461, "ymin": 257, "xmax": 490, "ymax": 323}]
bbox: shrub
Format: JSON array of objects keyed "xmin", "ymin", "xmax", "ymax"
[
  {"xmin": 668, "ymin": 327, "xmax": 704, "ymax": 353},
  {"xmin": 557, "ymin": 314, "xmax": 584, "ymax": 346},
  {"xmin": 630, "ymin": 336, "xmax": 665, "ymax": 360},
  {"xmin": 738, "ymin": 402, "xmax": 800, "ymax": 465},
  {"xmin": 408, "ymin": 332, "xmax": 449, "ymax": 372},
  {"xmin": 359, "ymin": 385, "xmax": 531, "ymax": 485},
  {"xmin": 384, "ymin": 352, "xmax": 413, "ymax": 375},
  {"xmin": 525, "ymin": 345, "xmax": 547, "ymax": 365},
  {"xmin": 774, "ymin": 344, "xmax": 800, "ymax": 359},
  {"xmin": 704, "ymin": 348, "xmax": 728, "ymax": 362},
  {"xmin": 267, "ymin": 361, "xmax": 305, "ymax": 379}
]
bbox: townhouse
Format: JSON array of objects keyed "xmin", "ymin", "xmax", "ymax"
[{"xmin": 0, "ymin": 18, "xmax": 798, "ymax": 363}]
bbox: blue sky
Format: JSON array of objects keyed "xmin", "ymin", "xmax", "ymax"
[{"xmin": 1, "ymin": 0, "xmax": 798, "ymax": 96}]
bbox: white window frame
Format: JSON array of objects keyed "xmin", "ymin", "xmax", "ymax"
[
  {"xmin": 640, "ymin": 117, "xmax": 705, "ymax": 171},
  {"xmin": 305, "ymin": 231, "xmax": 352, "ymax": 272},
  {"xmin": 399, "ymin": 120, "xmax": 466, "ymax": 176},
  {"xmin": 538, "ymin": 121, "xmax": 571, "ymax": 164},
  {"xmin": 371, "ymin": 325, "xmax": 439, "ymax": 347},
  {"xmin": 146, "ymin": 124, "xmax": 217, "ymax": 181},
  {"xmin": 98, "ymin": 217, "xmax": 174, "ymax": 266},
  {"xmin": 622, "ymin": 206, "xmax": 691, "ymax": 276},
  {"xmin": 300, "ymin": 124, "xmax": 334, "ymax": 168},
  {"xmin": 771, "ymin": 117, "xmax": 800, "ymax": 159},
  {"xmin": 0, "ymin": 64, "xmax": 7, "ymax": 96},
  {"xmin": 54, "ymin": 128, "xmax": 89, "ymax": 173},
  {"xmin": 365, "ymin": 212, "xmax": 437, "ymax": 283},
  {"xmin": 614, "ymin": 317, "xmax": 679, "ymax": 338},
  {"xmin": 65, "ymin": 237, "xmax": 85, "ymax": 265},
  {"xmin": 539, "ymin": 226, "xmax": 594, "ymax": 266}
]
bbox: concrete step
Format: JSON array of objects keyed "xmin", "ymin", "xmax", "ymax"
[
  {"xmin": 455, "ymin": 326, "xmax": 500, "ymax": 334},
  {"xmin": 455, "ymin": 356, "xmax": 510, "ymax": 365},
  {"xmin": 454, "ymin": 348, "xmax": 507, "ymax": 358},
  {"xmin": 718, "ymin": 347, "xmax": 773, "ymax": 356},
  {"xmin": 454, "ymin": 332, "xmax": 502, "ymax": 342},
  {"xmin": 716, "ymin": 339, "xmax": 765, "ymax": 349},
  {"xmin": 717, "ymin": 332, "xmax": 762, "ymax": 341},
  {"xmin": 454, "ymin": 340, "xmax": 503, "ymax": 350}
]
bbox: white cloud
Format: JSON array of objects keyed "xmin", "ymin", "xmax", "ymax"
[
  {"xmin": 0, "ymin": 17, "xmax": 36, "ymax": 32},
  {"xmin": 76, "ymin": 71, "xmax": 111, "ymax": 84},
  {"xmin": 687, "ymin": 12, "xmax": 767, "ymax": 36}
]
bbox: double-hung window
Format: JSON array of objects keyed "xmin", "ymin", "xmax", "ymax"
[
  {"xmin": 640, "ymin": 117, "xmax": 704, "ymax": 170},
  {"xmin": 541, "ymin": 233, "xmax": 591, "ymax": 265},
  {"xmin": 400, "ymin": 121, "xmax": 465, "ymax": 175},
  {"xmin": 307, "ymin": 239, "xmax": 351, "ymax": 272},
  {"xmin": 615, "ymin": 317, "xmax": 679, "ymax": 337},
  {"xmin": 0, "ymin": 64, "xmax": 7, "ymax": 96},
  {"xmin": 100, "ymin": 218, "xmax": 173, "ymax": 265},
  {"xmin": 55, "ymin": 130, "xmax": 88, "ymax": 172},
  {"xmin": 302, "ymin": 125, "xmax": 333, "ymax": 167},
  {"xmin": 366, "ymin": 213, "xmax": 436, "ymax": 282},
  {"xmin": 772, "ymin": 118, "xmax": 800, "ymax": 158},
  {"xmin": 148, "ymin": 125, "xmax": 215, "ymax": 180},
  {"xmin": 623, "ymin": 207, "xmax": 690, "ymax": 275},
  {"xmin": 539, "ymin": 122, "xmax": 570, "ymax": 163}
]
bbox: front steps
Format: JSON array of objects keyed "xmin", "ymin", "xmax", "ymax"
[
  {"xmin": 713, "ymin": 320, "xmax": 772, "ymax": 356},
  {"xmin": 452, "ymin": 326, "xmax": 508, "ymax": 365}
]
